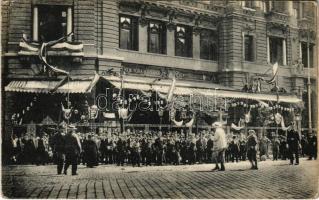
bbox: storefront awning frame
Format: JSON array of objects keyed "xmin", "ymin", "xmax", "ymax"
[
  {"xmin": 102, "ymin": 75, "xmax": 302, "ymax": 104},
  {"xmin": 4, "ymin": 76, "xmax": 99, "ymax": 94}
]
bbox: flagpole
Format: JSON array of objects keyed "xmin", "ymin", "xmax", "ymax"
[{"xmin": 306, "ymin": 22, "xmax": 312, "ymax": 135}]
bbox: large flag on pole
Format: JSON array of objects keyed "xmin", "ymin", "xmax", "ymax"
[{"xmin": 266, "ymin": 62, "xmax": 278, "ymax": 84}]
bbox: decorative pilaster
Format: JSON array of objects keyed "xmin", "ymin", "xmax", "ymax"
[{"xmin": 33, "ymin": 6, "xmax": 38, "ymax": 41}]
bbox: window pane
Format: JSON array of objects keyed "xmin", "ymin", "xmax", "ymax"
[
  {"xmin": 302, "ymin": 42, "xmax": 315, "ymax": 68},
  {"xmin": 119, "ymin": 15, "xmax": 138, "ymax": 50},
  {"xmin": 200, "ymin": 30, "xmax": 217, "ymax": 61},
  {"xmin": 38, "ymin": 6, "xmax": 67, "ymax": 42},
  {"xmin": 175, "ymin": 26, "xmax": 192, "ymax": 57},
  {"xmin": 148, "ymin": 21, "xmax": 166, "ymax": 54},
  {"xmin": 120, "ymin": 29, "xmax": 130, "ymax": 49},
  {"xmin": 149, "ymin": 33, "xmax": 159, "ymax": 53},
  {"xmin": 244, "ymin": 35, "xmax": 254, "ymax": 61},
  {"xmin": 270, "ymin": 37, "xmax": 283, "ymax": 65}
]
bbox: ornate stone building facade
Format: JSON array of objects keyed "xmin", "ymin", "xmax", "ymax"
[{"xmin": 1, "ymin": 0, "xmax": 318, "ymax": 141}]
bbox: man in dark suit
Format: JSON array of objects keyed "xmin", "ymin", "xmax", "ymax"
[
  {"xmin": 287, "ymin": 123, "xmax": 300, "ymax": 165},
  {"xmin": 63, "ymin": 125, "xmax": 82, "ymax": 175},
  {"xmin": 308, "ymin": 133, "xmax": 317, "ymax": 160},
  {"xmin": 52, "ymin": 130, "xmax": 65, "ymax": 175},
  {"xmin": 206, "ymin": 135, "xmax": 214, "ymax": 163}
]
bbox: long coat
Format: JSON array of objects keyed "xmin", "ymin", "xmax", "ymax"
[{"xmin": 84, "ymin": 139, "xmax": 98, "ymax": 167}]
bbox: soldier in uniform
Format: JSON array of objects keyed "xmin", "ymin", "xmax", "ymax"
[{"xmin": 63, "ymin": 125, "xmax": 82, "ymax": 175}]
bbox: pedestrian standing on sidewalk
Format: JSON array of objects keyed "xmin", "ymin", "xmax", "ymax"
[
  {"xmin": 52, "ymin": 129, "xmax": 65, "ymax": 175},
  {"xmin": 246, "ymin": 130, "xmax": 258, "ymax": 170},
  {"xmin": 272, "ymin": 135, "xmax": 280, "ymax": 161},
  {"xmin": 287, "ymin": 123, "xmax": 300, "ymax": 165},
  {"xmin": 212, "ymin": 122, "xmax": 227, "ymax": 171},
  {"xmin": 84, "ymin": 134, "xmax": 98, "ymax": 168},
  {"xmin": 308, "ymin": 133, "xmax": 317, "ymax": 160},
  {"xmin": 63, "ymin": 125, "xmax": 82, "ymax": 175}
]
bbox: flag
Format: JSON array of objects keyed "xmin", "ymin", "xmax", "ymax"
[
  {"xmin": 167, "ymin": 77, "xmax": 176, "ymax": 103},
  {"xmin": 266, "ymin": 62, "xmax": 278, "ymax": 84}
]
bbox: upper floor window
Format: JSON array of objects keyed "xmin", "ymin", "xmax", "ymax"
[
  {"xmin": 175, "ymin": 25, "xmax": 192, "ymax": 57},
  {"xmin": 119, "ymin": 15, "xmax": 138, "ymax": 51},
  {"xmin": 38, "ymin": 5, "xmax": 69, "ymax": 42},
  {"xmin": 244, "ymin": 0, "xmax": 254, "ymax": 8},
  {"xmin": 148, "ymin": 21, "xmax": 166, "ymax": 54},
  {"xmin": 200, "ymin": 29, "xmax": 218, "ymax": 61},
  {"xmin": 301, "ymin": 42, "xmax": 314, "ymax": 68},
  {"xmin": 244, "ymin": 35, "xmax": 254, "ymax": 62},
  {"xmin": 269, "ymin": 37, "xmax": 285, "ymax": 65}
]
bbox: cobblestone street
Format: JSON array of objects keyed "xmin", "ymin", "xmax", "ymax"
[{"xmin": 2, "ymin": 158, "xmax": 318, "ymax": 199}]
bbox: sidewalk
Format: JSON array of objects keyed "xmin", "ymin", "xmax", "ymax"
[{"xmin": 2, "ymin": 158, "xmax": 319, "ymax": 198}]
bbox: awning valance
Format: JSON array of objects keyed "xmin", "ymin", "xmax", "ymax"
[
  {"xmin": 103, "ymin": 75, "xmax": 302, "ymax": 104},
  {"xmin": 5, "ymin": 80, "xmax": 95, "ymax": 94}
]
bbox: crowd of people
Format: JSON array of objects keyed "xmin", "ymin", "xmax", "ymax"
[{"xmin": 9, "ymin": 122, "xmax": 318, "ymax": 175}]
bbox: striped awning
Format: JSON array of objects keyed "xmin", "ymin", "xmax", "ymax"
[
  {"xmin": 103, "ymin": 75, "xmax": 302, "ymax": 104},
  {"xmin": 5, "ymin": 80, "xmax": 95, "ymax": 94}
]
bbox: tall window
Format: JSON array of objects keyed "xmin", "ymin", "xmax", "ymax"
[
  {"xmin": 244, "ymin": 35, "xmax": 254, "ymax": 61},
  {"xmin": 175, "ymin": 25, "xmax": 192, "ymax": 57},
  {"xmin": 200, "ymin": 29, "xmax": 218, "ymax": 61},
  {"xmin": 269, "ymin": 37, "xmax": 284, "ymax": 65},
  {"xmin": 119, "ymin": 15, "xmax": 138, "ymax": 51},
  {"xmin": 38, "ymin": 5, "xmax": 68, "ymax": 42},
  {"xmin": 244, "ymin": 0, "xmax": 254, "ymax": 8},
  {"xmin": 148, "ymin": 21, "xmax": 166, "ymax": 54},
  {"xmin": 301, "ymin": 42, "xmax": 314, "ymax": 68}
]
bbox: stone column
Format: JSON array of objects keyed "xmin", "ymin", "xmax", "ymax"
[
  {"xmin": 193, "ymin": 32, "xmax": 200, "ymax": 59},
  {"xmin": 67, "ymin": 7, "xmax": 73, "ymax": 41},
  {"xmin": 33, "ymin": 6, "xmax": 38, "ymax": 41},
  {"xmin": 138, "ymin": 24, "xmax": 148, "ymax": 53},
  {"xmin": 283, "ymin": 39, "xmax": 287, "ymax": 66},
  {"xmin": 167, "ymin": 27, "xmax": 175, "ymax": 56}
]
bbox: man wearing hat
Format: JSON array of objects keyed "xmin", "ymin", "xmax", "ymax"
[
  {"xmin": 308, "ymin": 132, "xmax": 317, "ymax": 160},
  {"xmin": 246, "ymin": 130, "xmax": 258, "ymax": 169},
  {"xmin": 286, "ymin": 122, "xmax": 300, "ymax": 165},
  {"xmin": 212, "ymin": 122, "xmax": 227, "ymax": 171},
  {"xmin": 52, "ymin": 129, "xmax": 65, "ymax": 175},
  {"xmin": 63, "ymin": 125, "xmax": 82, "ymax": 175}
]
